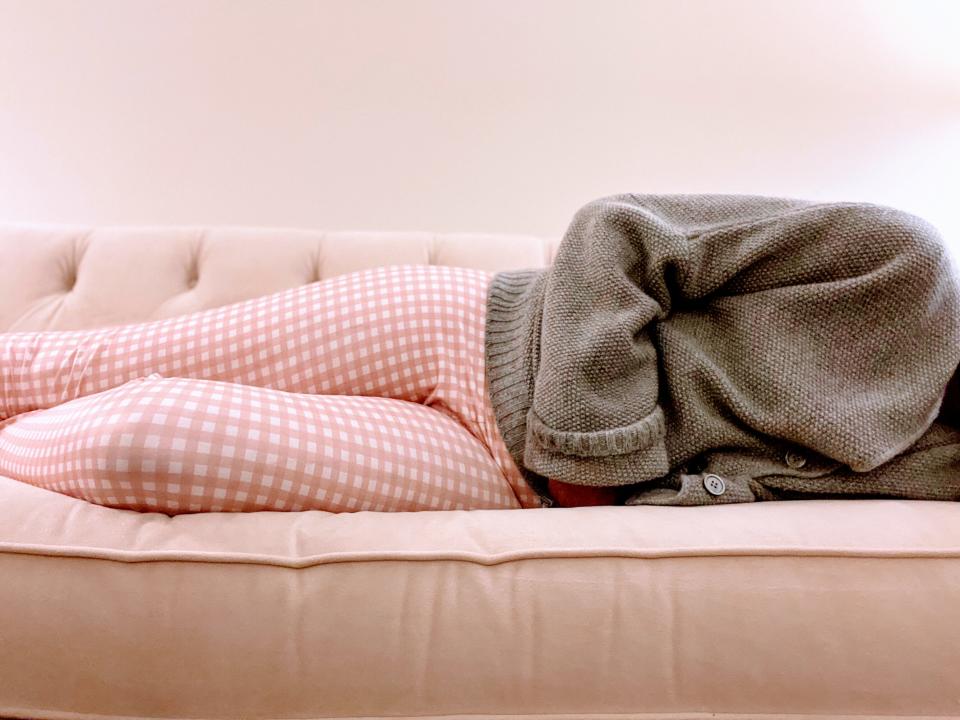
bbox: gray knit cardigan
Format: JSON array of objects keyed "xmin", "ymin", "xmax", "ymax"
[{"xmin": 483, "ymin": 193, "xmax": 960, "ymax": 508}]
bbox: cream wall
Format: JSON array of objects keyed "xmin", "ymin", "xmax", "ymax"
[{"xmin": 0, "ymin": 0, "xmax": 958, "ymax": 253}]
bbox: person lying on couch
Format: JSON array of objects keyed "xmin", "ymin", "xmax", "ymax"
[{"xmin": 0, "ymin": 193, "xmax": 957, "ymax": 513}]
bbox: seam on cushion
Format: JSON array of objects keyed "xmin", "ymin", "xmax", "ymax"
[
  {"xmin": 3, "ymin": 709, "xmax": 956, "ymax": 720},
  {"xmin": 0, "ymin": 710, "xmax": 956, "ymax": 720},
  {"xmin": 2, "ymin": 543, "xmax": 959, "ymax": 568}
]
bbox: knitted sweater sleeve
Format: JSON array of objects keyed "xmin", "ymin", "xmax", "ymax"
[{"xmin": 522, "ymin": 193, "xmax": 960, "ymax": 487}]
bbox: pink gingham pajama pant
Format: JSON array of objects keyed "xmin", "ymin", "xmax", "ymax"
[{"xmin": 0, "ymin": 265, "xmax": 543, "ymax": 513}]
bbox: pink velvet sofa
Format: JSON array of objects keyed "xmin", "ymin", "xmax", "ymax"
[{"xmin": 1, "ymin": 223, "xmax": 958, "ymax": 720}]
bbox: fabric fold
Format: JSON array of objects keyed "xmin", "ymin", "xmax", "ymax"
[{"xmin": 525, "ymin": 405, "xmax": 666, "ymax": 456}]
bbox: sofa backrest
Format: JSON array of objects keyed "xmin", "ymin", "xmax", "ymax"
[{"xmin": 0, "ymin": 225, "xmax": 559, "ymax": 331}]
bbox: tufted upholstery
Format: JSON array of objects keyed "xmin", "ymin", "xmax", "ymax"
[
  {"xmin": 0, "ymin": 224, "xmax": 561, "ymax": 331},
  {"xmin": 2, "ymin": 222, "xmax": 960, "ymax": 720}
]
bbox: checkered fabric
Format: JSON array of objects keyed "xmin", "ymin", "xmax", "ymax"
[{"xmin": 0, "ymin": 265, "xmax": 543, "ymax": 512}]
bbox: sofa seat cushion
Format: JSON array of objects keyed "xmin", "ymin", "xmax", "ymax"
[{"xmin": 1, "ymin": 474, "xmax": 959, "ymax": 720}]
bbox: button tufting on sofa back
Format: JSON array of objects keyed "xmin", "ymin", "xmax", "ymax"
[{"xmin": 0, "ymin": 224, "xmax": 559, "ymax": 332}]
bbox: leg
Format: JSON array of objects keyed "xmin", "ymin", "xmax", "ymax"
[
  {"xmin": 0, "ymin": 264, "xmax": 491, "ymax": 417},
  {"xmin": 0, "ymin": 263, "xmax": 542, "ymax": 509},
  {"xmin": 0, "ymin": 374, "xmax": 523, "ymax": 513}
]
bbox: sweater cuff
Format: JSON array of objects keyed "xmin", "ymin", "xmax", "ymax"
[
  {"xmin": 522, "ymin": 406, "xmax": 671, "ymax": 486},
  {"xmin": 527, "ymin": 405, "xmax": 666, "ymax": 456}
]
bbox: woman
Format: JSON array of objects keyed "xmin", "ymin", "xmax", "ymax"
[{"xmin": 1, "ymin": 193, "xmax": 958, "ymax": 513}]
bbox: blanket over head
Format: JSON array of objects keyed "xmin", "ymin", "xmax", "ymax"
[{"xmin": 483, "ymin": 194, "xmax": 960, "ymax": 507}]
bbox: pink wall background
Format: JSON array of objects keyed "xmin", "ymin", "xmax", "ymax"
[{"xmin": 0, "ymin": 0, "xmax": 957, "ymax": 254}]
